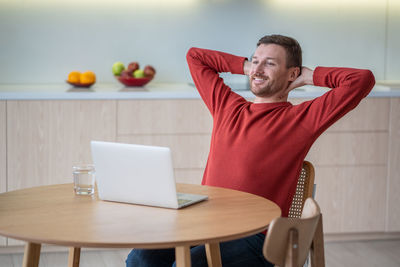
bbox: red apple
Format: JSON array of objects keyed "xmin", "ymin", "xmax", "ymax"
[
  {"xmin": 120, "ymin": 69, "xmax": 133, "ymax": 78},
  {"xmin": 144, "ymin": 65, "xmax": 156, "ymax": 77},
  {"xmin": 127, "ymin": 62, "xmax": 140, "ymax": 72}
]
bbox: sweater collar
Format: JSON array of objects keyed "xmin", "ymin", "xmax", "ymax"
[{"xmin": 249, "ymin": 101, "xmax": 292, "ymax": 110}]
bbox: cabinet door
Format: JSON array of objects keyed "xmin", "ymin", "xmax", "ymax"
[
  {"xmin": 7, "ymin": 100, "xmax": 117, "ymax": 190},
  {"xmin": 387, "ymin": 98, "xmax": 400, "ymax": 231},
  {"xmin": 0, "ymin": 101, "xmax": 6, "ymax": 193},
  {"xmin": 117, "ymin": 99, "xmax": 212, "ymax": 184},
  {"xmin": 303, "ymin": 98, "xmax": 390, "ymax": 233},
  {"xmin": 0, "ymin": 101, "xmax": 6, "ymax": 246},
  {"xmin": 6, "ymin": 100, "xmax": 116, "ymax": 246},
  {"xmin": 315, "ymin": 166, "xmax": 387, "ymax": 233},
  {"xmin": 118, "ymin": 99, "xmax": 212, "ymax": 134}
]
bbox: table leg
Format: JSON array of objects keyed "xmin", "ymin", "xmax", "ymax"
[
  {"xmin": 22, "ymin": 242, "xmax": 41, "ymax": 267},
  {"xmin": 68, "ymin": 247, "xmax": 81, "ymax": 267},
  {"xmin": 205, "ymin": 242, "xmax": 222, "ymax": 267},
  {"xmin": 175, "ymin": 245, "xmax": 191, "ymax": 267}
]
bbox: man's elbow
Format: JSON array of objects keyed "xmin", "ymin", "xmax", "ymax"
[
  {"xmin": 363, "ymin": 69, "xmax": 376, "ymax": 90},
  {"xmin": 186, "ymin": 47, "xmax": 199, "ymax": 62}
]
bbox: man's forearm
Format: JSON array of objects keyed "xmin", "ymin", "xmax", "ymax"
[
  {"xmin": 186, "ymin": 47, "xmax": 247, "ymax": 114},
  {"xmin": 187, "ymin": 47, "xmax": 246, "ymax": 75},
  {"xmin": 243, "ymin": 60, "xmax": 251, "ymax": 76},
  {"xmin": 300, "ymin": 67, "xmax": 314, "ymax": 86}
]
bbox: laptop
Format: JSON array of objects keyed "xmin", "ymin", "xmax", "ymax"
[{"xmin": 90, "ymin": 141, "xmax": 208, "ymax": 209}]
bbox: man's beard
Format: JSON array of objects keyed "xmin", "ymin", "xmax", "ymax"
[{"xmin": 249, "ymin": 74, "xmax": 285, "ymax": 98}]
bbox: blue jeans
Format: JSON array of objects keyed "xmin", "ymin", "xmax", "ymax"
[{"xmin": 125, "ymin": 233, "xmax": 273, "ymax": 267}]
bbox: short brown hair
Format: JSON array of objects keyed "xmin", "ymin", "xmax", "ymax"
[{"xmin": 257, "ymin": 35, "xmax": 302, "ymax": 69}]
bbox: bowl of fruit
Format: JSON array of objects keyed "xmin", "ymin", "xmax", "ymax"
[
  {"xmin": 66, "ymin": 71, "xmax": 96, "ymax": 88},
  {"xmin": 112, "ymin": 61, "xmax": 156, "ymax": 87}
]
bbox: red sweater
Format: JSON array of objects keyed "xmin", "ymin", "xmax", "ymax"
[{"xmin": 186, "ymin": 47, "xmax": 375, "ymax": 217}]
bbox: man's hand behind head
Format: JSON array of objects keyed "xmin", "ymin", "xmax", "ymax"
[{"xmin": 282, "ymin": 66, "xmax": 314, "ymax": 96}]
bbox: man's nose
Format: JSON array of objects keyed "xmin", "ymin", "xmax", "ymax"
[{"xmin": 254, "ymin": 63, "xmax": 264, "ymax": 74}]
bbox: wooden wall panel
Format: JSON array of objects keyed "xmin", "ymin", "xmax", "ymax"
[
  {"xmin": 290, "ymin": 98, "xmax": 390, "ymax": 132},
  {"xmin": 0, "ymin": 101, "xmax": 6, "ymax": 193},
  {"xmin": 306, "ymin": 132, "xmax": 388, "ymax": 165},
  {"xmin": 174, "ymin": 169, "xmax": 204, "ymax": 185},
  {"xmin": 7, "ymin": 100, "xmax": 117, "ymax": 191},
  {"xmin": 328, "ymin": 98, "xmax": 389, "ymax": 132},
  {"xmin": 297, "ymin": 97, "xmax": 391, "ymax": 235},
  {"xmin": 117, "ymin": 99, "xmax": 211, "ymax": 187},
  {"xmin": 315, "ymin": 166, "xmax": 387, "ymax": 233},
  {"xmin": 117, "ymin": 100, "xmax": 212, "ymax": 135},
  {"xmin": 117, "ymin": 134, "xmax": 211, "ymax": 169},
  {"xmin": 387, "ymin": 98, "xmax": 400, "ymax": 231},
  {"xmin": 0, "ymin": 101, "xmax": 6, "ymax": 246}
]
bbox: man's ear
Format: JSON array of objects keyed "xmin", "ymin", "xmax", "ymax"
[{"xmin": 288, "ymin": 67, "xmax": 301, "ymax": 81}]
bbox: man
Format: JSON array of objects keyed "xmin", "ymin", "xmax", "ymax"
[{"xmin": 126, "ymin": 34, "xmax": 375, "ymax": 266}]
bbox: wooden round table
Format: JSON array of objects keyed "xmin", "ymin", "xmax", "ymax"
[{"xmin": 0, "ymin": 183, "xmax": 281, "ymax": 267}]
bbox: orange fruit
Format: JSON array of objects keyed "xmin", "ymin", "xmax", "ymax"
[
  {"xmin": 80, "ymin": 71, "xmax": 96, "ymax": 84},
  {"xmin": 68, "ymin": 71, "xmax": 81, "ymax": 83}
]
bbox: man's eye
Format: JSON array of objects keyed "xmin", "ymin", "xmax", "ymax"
[
  {"xmin": 267, "ymin": 62, "xmax": 275, "ymax": 66},
  {"xmin": 252, "ymin": 61, "xmax": 258, "ymax": 64}
]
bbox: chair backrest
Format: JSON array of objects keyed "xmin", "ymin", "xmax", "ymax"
[
  {"xmin": 263, "ymin": 198, "xmax": 321, "ymax": 267},
  {"xmin": 288, "ymin": 161, "xmax": 315, "ymax": 218}
]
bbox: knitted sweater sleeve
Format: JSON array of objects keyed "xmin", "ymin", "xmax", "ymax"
[
  {"xmin": 186, "ymin": 47, "xmax": 247, "ymax": 115},
  {"xmin": 297, "ymin": 67, "xmax": 376, "ymax": 137}
]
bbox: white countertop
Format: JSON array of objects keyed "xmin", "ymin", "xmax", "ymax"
[{"xmin": 0, "ymin": 82, "xmax": 399, "ymax": 100}]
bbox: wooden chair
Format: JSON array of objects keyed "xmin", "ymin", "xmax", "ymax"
[
  {"xmin": 290, "ymin": 161, "xmax": 325, "ymax": 267},
  {"xmin": 270, "ymin": 161, "xmax": 325, "ymax": 267},
  {"xmin": 288, "ymin": 161, "xmax": 315, "ymax": 218},
  {"xmin": 263, "ymin": 198, "xmax": 324, "ymax": 267}
]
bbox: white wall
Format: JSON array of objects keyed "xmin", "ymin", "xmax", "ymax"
[
  {"xmin": 387, "ymin": 0, "xmax": 400, "ymax": 81},
  {"xmin": 0, "ymin": 0, "xmax": 399, "ymax": 84}
]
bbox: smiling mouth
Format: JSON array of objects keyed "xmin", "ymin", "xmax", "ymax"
[{"xmin": 252, "ymin": 76, "xmax": 268, "ymax": 84}]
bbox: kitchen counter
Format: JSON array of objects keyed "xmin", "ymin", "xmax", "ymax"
[{"xmin": 0, "ymin": 82, "xmax": 399, "ymax": 100}]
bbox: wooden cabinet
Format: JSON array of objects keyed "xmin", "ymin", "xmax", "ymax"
[
  {"xmin": 117, "ymin": 99, "xmax": 212, "ymax": 185},
  {"xmin": 387, "ymin": 98, "xmax": 400, "ymax": 231},
  {"xmin": 1, "ymin": 97, "xmax": 399, "ymax": 247},
  {"xmin": 0, "ymin": 101, "xmax": 6, "ymax": 194},
  {"xmin": 304, "ymin": 98, "xmax": 390, "ymax": 233},
  {"xmin": 0, "ymin": 101, "xmax": 6, "ymax": 246},
  {"xmin": 5, "ymin": 100, "xmax": 117, "ymax": 246},
  {"xmin": 7, "ymin": 100, "xmax": 117, "ymax": 190},
  {"xmin": 117, "ymin": 99, "xmax": 212, "ymax": 135}
]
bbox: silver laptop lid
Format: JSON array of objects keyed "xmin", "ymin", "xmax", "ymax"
[{"xmin": 91, "ymin": 141, "xmax": 179, "ymax": 209}]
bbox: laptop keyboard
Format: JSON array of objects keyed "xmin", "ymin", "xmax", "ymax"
[{"xmin": 178, "ymin": 198, "xmax": 192, "ymax": 205}]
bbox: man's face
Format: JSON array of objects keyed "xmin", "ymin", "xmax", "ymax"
[{"xmin": 249, "ymin": 44, "xmax": 295, "ymax": 98}]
